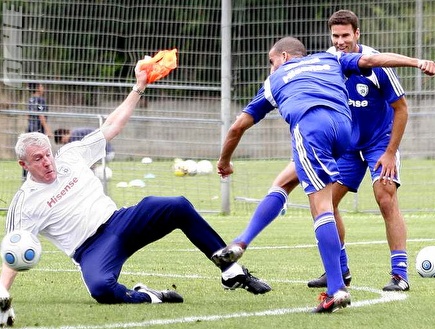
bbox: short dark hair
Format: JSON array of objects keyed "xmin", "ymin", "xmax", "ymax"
[
  {"xmin": 54, "ymin": 128, "xmax": 70, "ymax": 144},
  {"xmin": 271, "ymin": 37, "xmax": 307, "ymax": 57},
  {"xmin": 328, "ymin": 10, "xmax": 359, "ymax": 32},
  {"xmin": 28, "ymin": 83, "xmax": 38, "ymax": 93}
]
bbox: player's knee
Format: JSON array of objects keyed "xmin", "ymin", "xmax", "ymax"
[
  {"xmin": 168, "ymin": 196, "xmax": 205, "ymax": 226},
  {"xmin": 375, "ymin": 191, "xmax": 397, "ymax": 212},
  {"xmin": 171, "ymin": 196, "xmax": 195, "ymax": 212},
  {"xmin": 88, "ymin": 277, "xmax": 118, "ymax": 304}
]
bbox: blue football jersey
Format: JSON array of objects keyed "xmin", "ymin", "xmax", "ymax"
[
  {"xmin": 328, "ymin": 45, "xmax": 405, "ymax": 149},
  {"xmin": 243, "ymin": 51, "xmax": 369, "ymax": 132}
]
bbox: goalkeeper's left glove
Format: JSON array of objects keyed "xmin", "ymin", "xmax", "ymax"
[
  {"xmin": 0, "ymin": 284, "xmax": 15, "ymax": 327},
  {"xmin": 136, "ymin": 49, "xmax": 178, "ymax": 84},
  {"xmin": 0, "ymin": 297, "xmax": 15, "ymax": 327}
]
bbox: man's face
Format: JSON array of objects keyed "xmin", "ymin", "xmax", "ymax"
[
  {"xmin": 37, "ymin": 84, "xmax": 45, "ymax": 95},
  {"xmin": 330, "ymin": 24, "xmax": 360, "ymax": 53},
  {"xmin": 61, "ymin": 134, "xmax": 69, "ymax": 144},
  {"xmin": 19, "ymin": 144, "xmax": 57, "ymax": 184}
]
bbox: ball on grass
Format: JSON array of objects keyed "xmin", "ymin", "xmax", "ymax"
[{"xmin": 416, "ymin": 246, "xmax": 435, "ymax": 277}]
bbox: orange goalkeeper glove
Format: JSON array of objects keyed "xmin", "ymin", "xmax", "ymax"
[{"xmin": 137, "ymin": 49, "xmax": 178, "ymax": 84}]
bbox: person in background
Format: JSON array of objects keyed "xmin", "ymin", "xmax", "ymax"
[
  {"xmin": 24, "ymin": 83, "xmax": 53, "ymax": 180},
  {"xmin": 27, "ymin": 83, "xmax": 52, "ymax": 137}
]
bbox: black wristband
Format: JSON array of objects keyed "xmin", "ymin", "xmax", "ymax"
[{"xmin": 132, "ymin": 84, "xmax": 146, "ymax": 96}]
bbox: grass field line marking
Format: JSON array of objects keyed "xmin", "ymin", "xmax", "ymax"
[
  {"xmin": 41, "ymin": 237, "xmax": 435, "ymax": 255},
  {"xmin": 17, "ymin": 285, "xmax": 407, "ymax": 329},
  {"xmin": 233, "ymin": 238, "xmax": 435, "ymax": 251},
  {"xmin": 146, "ymin": 237, "xmax": 435, "ymax": 252}
]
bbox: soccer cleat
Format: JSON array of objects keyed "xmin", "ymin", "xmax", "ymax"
[
  {"xmin": 312, "ymin": 288, "xmax": 351, "ymax": 313},
  {"xmin": 307, "ymin": 270, "xmax": 352, "ymax": 288},
  {"xmin": 133, "ymin": 283, "xmax": 184, "ymax": 303},
  {"xmin": 382, "ymin": 274, "xmax": 409, "ymax": 291},
  {"xmin": 211, "ymin": 242, "xmax": 247, "ymax": 267},
  {"xmin": 221, "ymin": 266, "xmax": 271, "ymax": 295}
]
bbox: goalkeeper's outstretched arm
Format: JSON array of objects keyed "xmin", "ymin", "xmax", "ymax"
[{"xmin": 101, "ymin": 50, "xmax": 178, "ymax": 142}]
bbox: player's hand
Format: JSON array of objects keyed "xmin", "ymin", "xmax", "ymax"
[
  {"xmin": 417, "ymin": 59, "xmax": 435, "ymax": 76},
  {"xmin": 217, "ymin": 160, "xmax": 234, "ymax": 178},
  {"xmin": 136, "ymin": 49, "xmax": 178, "ymax": 84},
  {"xmin": 0, "ymin": 297, "xmax": 15, "ymax": 327},
  {"xmin": 374, "ymin": 152, "xmax": 397, "ymax": 185},
  {"xmin": 134, "ymin": 60, "xmax": 148, "ymax": 90}
]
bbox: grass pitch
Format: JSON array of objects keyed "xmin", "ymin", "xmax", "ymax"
[
  {"xmin": 3, "ymin": 211, "xmax": 435, "ymax": 329},
  {"xmin": 1, "ymin": 158, "xmax": 435, "ymax": 328}
]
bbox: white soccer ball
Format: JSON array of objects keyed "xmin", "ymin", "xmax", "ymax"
[
  {"xmin": 197, "ymin": 160, "xmax": 213, "ymax": 175},
  {"xmin": 183, "ymin": 159, "xmax": 198, "ymax": 176},
  {"xmin": 416, "ymin": 246, "xmax": 435, "ymax": 277},
  {"xmin": 173, "ymin": 160, "xmax": 187, "ymax": 177},
  {"xmin": 1, "ymin": 230, "xmax": 42, "ymax": 271},
  {"xmin": 93, "ymin": 165, "xmax": 113, "ymax": 181}
]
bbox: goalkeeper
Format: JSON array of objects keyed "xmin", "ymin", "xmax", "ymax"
[{"xmin": 0, "ymin": 50, "xmax": 271, "ymax": 326}]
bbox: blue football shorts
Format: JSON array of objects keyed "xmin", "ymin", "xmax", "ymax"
[
  {"xmin": 292, "ymin": 107, "xmax": 352, "ymax": 195},
  {"xmin": 337, "ymin": 140, "xmax": 401, "ymax": 192}
]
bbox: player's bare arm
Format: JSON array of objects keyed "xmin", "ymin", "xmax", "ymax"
[
  {"xmin": 375, "ymin": 97, "xmax": 408, "ymax": 183},
  {"xmin": 100, "ymin": 64, "xmax": 148, "ymax": 142},
  {"xmin": 358, "ymin": 53, "xmax": 435, "ymax": 76},
  {"xmin": 0, "ymin": 264, "xmax": 17, "ymax": 291},
  {"xmin": 217, "ymin": 113, "xmax": 255, "ymax": 177}
]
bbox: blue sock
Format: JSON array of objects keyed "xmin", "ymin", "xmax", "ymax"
[
  {"xmin": 314, "ymin": 212, "xmax": 343, "ymax": 295},
  {"xmin": 391, "ymin": 250, "xmax": 408, "ymax": 281},
  {"xmin": 235, "ymin": 187, "xmax": 287, "ymax": 245},
  {"xmin": 340, "ymin": 244, "xmax": 349, "ymax": 274}
]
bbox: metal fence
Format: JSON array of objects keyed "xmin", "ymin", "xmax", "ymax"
[{"xmin": 1, "ymin": 0, "xmax": 435, "ymax": 214}]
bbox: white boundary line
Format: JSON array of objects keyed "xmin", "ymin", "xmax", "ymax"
[
  {"xmin": 17, "ymin": 283, "xmax": 407, "ymax": 329},
  {"xmin": 23, "ymin": 237, "xmax": 424, "ymax": 329},
  {"xmin": 41, "ymin": 237, "xmax": 435, "ymax": 256},
  {"xmin": 41, "ymin": 237, "xmax": 435, "ymax": 255}
]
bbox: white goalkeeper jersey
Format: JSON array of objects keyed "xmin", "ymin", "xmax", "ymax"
[{"xmin": 6, "ymin": 130, "xmax": 117, "ymax": 257}]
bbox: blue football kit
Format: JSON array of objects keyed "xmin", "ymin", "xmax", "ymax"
[
  {"xmin": 232, "ymin": 47, "xmax": 409, "ymax": 292},
  {"xmin": 329, "ymin": 45, "xmax": 405, "ymax": 191},
  {"xmin": 330, "ymin": 45, "xmax": 408, "ymax": 282},
  {"xmin": 243, "ymin": 51, "xmax": 369, "ymax": 194},
  {"xmin": 237, "ymin": 51, "xmax": 372, "ymax": 295}
]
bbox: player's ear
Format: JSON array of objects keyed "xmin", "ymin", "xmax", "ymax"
[
  {"xmin": 18, "ymin": 160, "xmax": 27, "ymax": 170},
  {"xmin": 282, "ymin": 51, "xmax": 288, "ymax": 62},
  {"xmin": 355, "ymin": 28, "xmax": 361, "ymax": 40}
]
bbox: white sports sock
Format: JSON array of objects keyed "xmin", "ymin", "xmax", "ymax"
[
  {"xmin": 221, "ymin": 263, "xmax": 244, "ymax": 280},
  {"xmin": 145, "ymin": 291, "xmax": 163, "ymax": 303}
]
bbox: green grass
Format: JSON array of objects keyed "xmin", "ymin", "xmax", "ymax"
[
  {"xmin": 2, "ymin": 158, "xmax": 435, "ymax": 214},
  {"xmin": 2, "ymin": 211, "xmax": 435, "ymax": 328},
  {"xmin": 1, "ymin": 158, "xmax": 435, "ymax": 328}
]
